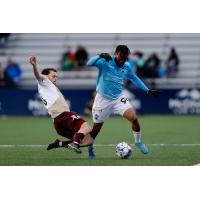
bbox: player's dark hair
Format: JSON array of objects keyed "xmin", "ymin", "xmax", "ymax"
[
  {"xmin": 41, "ymin": 68, "xmax": 57, "ymax": 75},
  {"xmin": 115, "ymin": 45, "xmax": 130, "ymax": 55}
]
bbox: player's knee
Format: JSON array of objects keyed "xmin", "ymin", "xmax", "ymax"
[
  {"xmin": 128, "ymin": 114, "xmax": 137, "ymax": 123},
  {"xmin": 123, "ymin": 108, "xmax": 137, "ymax": 122},
  {"xmin": 79, "ymin": 122, "xmax": 91, "ymax": 135},
  {"xmin": 86, "ymin": 126, "xmax": 92, "ymax": 133}
]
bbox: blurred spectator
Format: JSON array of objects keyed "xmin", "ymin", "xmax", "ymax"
[
  {"xmin": 0, "ymin": 33, "xmax": 10, "ymax": 48},
  {"xmin": 129, "ymin": 51, "xmax": 145, "ymax": 73},
  {"xmin": 0, "ymin": 63, "xmax": 5, "ymax": 87},
  {"xmin": 144, "ymin": 53, "xmax": 161, "ymax": 78},
  {"xmin": 61, "ymin": 46, "xmax": 76, "ymax": 71},
  {"xmin": 75, "ymin": 45, "xmax": 88, "ymax": 69},
  {"xmin": 4, "ymin": 58, "xmax": 22, "ymax": 87},
  {"xmin": 84, "ymin": 90, "xmax": 96, "ymax": 116},
  {"xmin": 131, "ymin": 51, "xmax": 146, "ymax": 77},
  {"xmin": 166, "ymin": 47, "xmax": 179, "ymax": 77},
  {"xmin": 133, "ymin": 51, "xmax": 145, "ymax": 68},
  {"xmin": 126, "ymin": 51, "xmax": 145, "ymax": 87}
]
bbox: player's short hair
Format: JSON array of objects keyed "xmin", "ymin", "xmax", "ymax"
[
  {"xmin": 115, "ymin": 45, "xmax": 130, "ymax": 55},
  {"xmin": 41, "ymin": 68, "xmax": 57, "ymax": 75}
]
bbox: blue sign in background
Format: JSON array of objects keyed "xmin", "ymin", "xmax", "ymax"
[
  {"xmin": 0, "ymin": 88, "xmax": 200, "ymax": 116},
  {"xmin": 0, "ymin": 88, "xmax": 92, "ymax": 116}
]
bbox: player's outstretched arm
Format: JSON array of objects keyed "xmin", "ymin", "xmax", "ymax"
[
  {"xmin": 29, "ymin": 56, "xmax": 44, "ymax": 81},
  {"xmin": 130, "ymin": 74, "xmax": 160, "ymax": 98},
  {"xmin": 130, "ymin": 73, "xmax": 149, "ymax": 92}
]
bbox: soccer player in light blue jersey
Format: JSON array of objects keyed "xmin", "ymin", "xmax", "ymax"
[{"xmin": 86, "ymin": 45, "xmax": 160, "ymax": 159}]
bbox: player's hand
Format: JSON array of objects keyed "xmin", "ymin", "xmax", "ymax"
[
  {"xmin": 99, "ymin": 53, "xmax": 112, "ymax": 62},
  {"xmin": 147, "ymin": 89, "xmax": 160, "ymax": 98},
  {"xmin": 29, "ymin": 56, "xmax": 36, "ymax": 66}
]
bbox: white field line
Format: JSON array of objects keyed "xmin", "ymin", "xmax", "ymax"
[{"xmin": 1, "ymin": 144, "xmax": 200, "ymax": 148}]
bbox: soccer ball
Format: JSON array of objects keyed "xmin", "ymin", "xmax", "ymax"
[{"xmin": 116, "ymin": 142, "xmax": 132, "ymax": 159}]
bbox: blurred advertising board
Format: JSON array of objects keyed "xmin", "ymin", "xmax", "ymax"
[{"xmin": 0, "ymin": 88, "xmax": 200, "ymax": 116}]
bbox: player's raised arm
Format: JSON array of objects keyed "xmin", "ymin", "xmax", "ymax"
[
  {"xmin": 87, "ymin": 53, "xmax": 111, "ymax": 67},
  {"xmin": 87, "ymin": 55, "xmax": 101, "ymax": 67},
  {"xmin": 29, "ymin": 56, "xmax": 45, "ymax": 81}
]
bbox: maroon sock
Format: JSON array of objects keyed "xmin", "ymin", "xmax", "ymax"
[
  {"xmin": 73, "ymin": 133, "xmax": 85, "ymax": 144},
  {"xmin": 62, "ymin": 140, "xmax": 73, "ymax": 147}
]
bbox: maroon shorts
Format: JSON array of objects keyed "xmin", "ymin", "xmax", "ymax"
[{"xmin": 53, "ymin": 112, "xmax": 86, "ymax": 140}]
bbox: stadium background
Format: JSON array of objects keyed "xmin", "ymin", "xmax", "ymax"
[{"xmin": 0, "ymin": 33, "xmax": 200, "ymax": 165}]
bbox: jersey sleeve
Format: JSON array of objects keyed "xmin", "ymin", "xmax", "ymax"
[
  {"xmin": 37, "ymin": 75, "xmax": 49, "ymax": 86},
  {"xmin": 126, "ymin": 64, "xmax": 149, "ymax": 92},
  {"xmin": 87, "ymin": 55, "xmax": 105, "ymax": 69}
]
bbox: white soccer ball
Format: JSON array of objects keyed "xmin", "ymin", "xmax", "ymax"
[{"xmin": 116, "ymin": 142, "xmax": 132, "ymax": 159}]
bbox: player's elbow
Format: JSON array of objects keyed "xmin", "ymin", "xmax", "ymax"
[
  {"xmin": 35, "ymin": 74, "xmax": 44, "ymax": 82},
  {"xmin": 86, "ymin": 60, "xmax": 93, "ymax": 66},
  {"xmin": 87, "ymin": 55, "xmax": 100, "ymax": 67}
]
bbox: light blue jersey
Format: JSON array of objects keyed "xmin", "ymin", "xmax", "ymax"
[{"xmin": 87, "ymin": 55, "xmax": 149, "ymax": 100}]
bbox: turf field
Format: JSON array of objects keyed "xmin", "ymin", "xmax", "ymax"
[{"xmin": 0, "ymin": 115, "xmax": 200, "ymax": 166}]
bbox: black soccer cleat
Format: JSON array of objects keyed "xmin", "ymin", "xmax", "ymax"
[
  {"xmin": 47, "ymin": 139, "xmax": 60, "ymax": 151},
  {"xmin": 68, "ymin": 142, "xmax": 82, "ymax": 154}
]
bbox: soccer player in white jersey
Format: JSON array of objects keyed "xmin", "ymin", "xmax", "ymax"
[
  {"xmin": 29, "ymin": 56, "xmax": 95, "ymax": 159},
  {"xmin": 84, "ymin": 45, "xmax": 160, "ymax": 156}
]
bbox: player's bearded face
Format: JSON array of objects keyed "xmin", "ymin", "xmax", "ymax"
[
  {"xmin": 48, "ymin": 71, "xmax": 57, "ymax": 85},
  {"xmin": 115, "ymin": 52, "xmax": 128, "ymax": 67}
]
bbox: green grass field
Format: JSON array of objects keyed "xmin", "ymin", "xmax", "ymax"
[{"xmin": 0, "ymin": 115, "xmax": 200, "ymax": 166}]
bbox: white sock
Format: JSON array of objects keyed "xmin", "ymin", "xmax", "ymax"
[
  {"xmin": 74, "ymin": 141, "xmax": 79, "ymax": 145},
  {"xmin": 133, "ymin": 131, "xmax": 141, "ymax": 143},
  {"xmin": 59, "ymin": 141, "xmax": 62, "ymax": 147}
]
